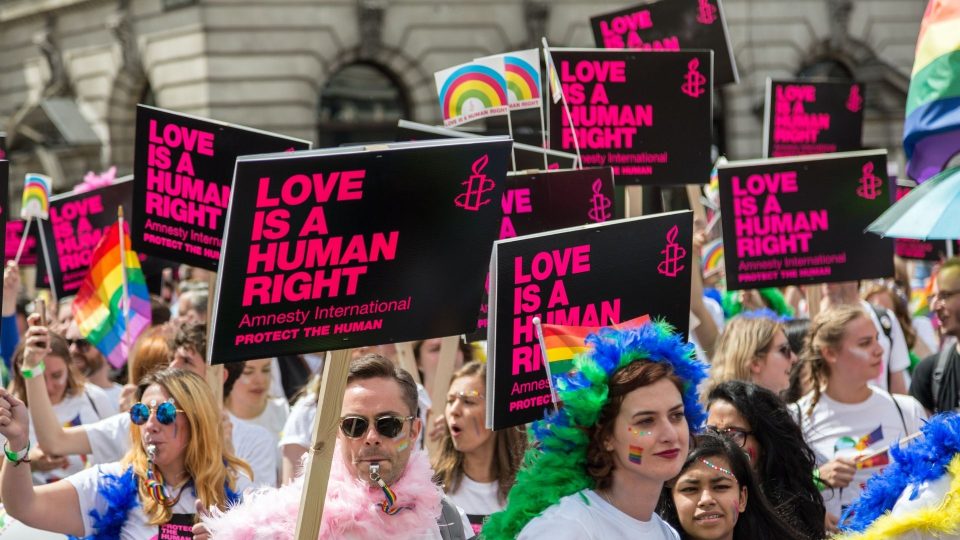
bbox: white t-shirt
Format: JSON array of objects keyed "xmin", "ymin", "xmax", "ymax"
[
  {"xmin": 99, "ymin": 382, "xmax": 124, "ymax": 414},
  {"xmin": 861, "ymin": 300, "xmax": 911, "ymax": 390},
  {"xmin": 795, "ymin": 387, "xmax": 926, "ymax": 517},
  {"xmin": 448, "ymin": 477, "xmax": 502, "ymax": 536},
  {"xmin": 67, "ymin": 461, "xmax": 252, "ymax": 540},
  {"xmin": 0, "ymin": 384, "xmax": 113, "ymax": 485},
  {"xmin": 86, "ymin": 412, "xmax": 279, "ymax": 488},
  {"xmin": 518, "ymin": 489, "xmax": 680, "ymax": 539},
  {"xmin": 244, "ymin": 397, "xmax": 289, "ymax": 439},
  {"xmin": 279, "ymin": 393, "xmax": 317, "ymax": 450}
]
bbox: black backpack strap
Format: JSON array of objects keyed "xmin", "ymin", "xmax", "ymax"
[
  {"xmin": 887, "ymin": 390, "xmax": 908, "ymax": 434},
  {"xmin": 868, "ymin": 303, "xmax": 895, "ymax": 389},
  {"xmin": 932, "ymin": 345, "xmax": 955, "ymax": 410},
  {"xmin": 84, "ymin": 387, "xmax": 103, "ymax": 420},
  {"xmin": 437, "ymin": 497, "xmax": 470, "ymax": 540}
]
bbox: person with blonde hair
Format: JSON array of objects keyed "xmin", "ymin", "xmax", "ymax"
[
  {"xmin": 0, "ymin": 367, "xmax": 251, "ymax": 538},
  {"xmin": 432, "ymin": 361, "xmax": 525, "ymax": 535},
  {"xmin": 793, "ymin": 305, "xmax": 926, "ymax": 533},
  {"xmin": 710, "ymin": 312, "xmax": 797, "ymax": 395}
]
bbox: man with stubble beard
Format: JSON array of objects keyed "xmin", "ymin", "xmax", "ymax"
[
  {"xmin": 64, "ymin": 321, "xmax": 123, "ymax": 411},
  {"xmin": 196, "ymin": 353, "xmax": 473, "ymax": 539},
  {"xmin": 911, "ymin": 258, "xmax": 960, "ymax": 414}
]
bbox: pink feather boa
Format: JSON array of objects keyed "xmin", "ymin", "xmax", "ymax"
[{"xmin": 202, "ymin": 444, "xmax": 443, "ymax": 539}]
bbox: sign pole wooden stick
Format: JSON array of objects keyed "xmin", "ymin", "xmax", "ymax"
[
  {"xmin": 205, "ymin": 271, "xmax": 223, "ymax": 405},
  {"xmin": 425, "ymin": 335, "xmax": 460, "ymax": 456},
  {"xmin": 625, "ymin": 186, "xmax": 644, "ymax": 218},
  {"xmin": 686, "ymin": 184, "xmax": 707, "ymax": 223},
  {"xmin": 395, "ymin": 341, "xmax": 421, "ymax": 386},
  {"xmin": 294, "ymin": 348, "xmax": 353, "ymax": 540},
  {"xmin": 806, "ymin": 284, "xmax": 822, "ymax": 319}
]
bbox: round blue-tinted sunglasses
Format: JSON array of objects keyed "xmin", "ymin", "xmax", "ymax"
[{"xmin": 130, "ymin": 400, "xmax": 183, "ymax": 426}]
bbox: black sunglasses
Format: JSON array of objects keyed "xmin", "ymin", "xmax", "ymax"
[
  {"xmin": 706, "ymin": 425, "xmax": 752, "ymax": 448},
  {"xmin": 67, "ymin": 338, "xmax": 91, "ymax": 350},
  {"xmin": 339, "ymin": 414, "xmax": 414, "ymax": 439}
]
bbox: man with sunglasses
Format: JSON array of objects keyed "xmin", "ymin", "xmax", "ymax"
[
  {"xmin": 64, "ymin": 321, "xmax": 122, "ymax": 410},
  {"xmin": 911, "ymin": 258, "xmax": 960, "ymax": 414},
  {"xmin": 196, "ymin": 353, "xmax": 474, "ymax": 540}
]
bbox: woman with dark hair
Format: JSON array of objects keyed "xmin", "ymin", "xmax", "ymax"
[
  {"xmin": 782, "ymin": 319, "xmax": 812, "ymax": 403},
  {"xmin": 432, "ymin": 361, "xmax": 525, "ymax": 535},
  {"xmin": 706, "ymin": 381, "xmax": 826, "ymax": 539},
  {"xmin": 660, "ymin": 432, "xmax": 806, "ymax": 540},
  {"xmin": 484, "ymin": 322, "xmax": 708, "ymax": 540}
]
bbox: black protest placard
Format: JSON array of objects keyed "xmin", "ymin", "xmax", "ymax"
[
  {"xmin": 209, "ymin": 137, "xmax": 512, "ymax": 364},
  {"xmin": 590, "ymin": 0, "xmax": 737, "ymax": 85},
  {"xmin": 396, "ymin": 120, "xmax": 578, "ymax": 171},
  {"xmin": 37, "ymin": 180, "xmax": 136, "ymax": 298},
  {"xmin": 487, "ymin": 211, "xmax": 692, "ymax": 430},
  {"xmin": 5, "ymin": 220, "xmax": 38, "ymax": 266},
  {"xmin": 718, "ymin": 150, "xmax": 894, "ymax": 290},
  {"xmin": 763, "ymin": 79, "xmax": 865, "ymax": 158},
  {"xmin": 549, "ymin": 49, "xmax": 713, "ymax": 185},
  {"xmin": 470, "ymin": 167, "xmax": 619, "ymax": 340},
  {"xmin": 133, "ymin": 105, "xmax": 311, "ymax": 270}
]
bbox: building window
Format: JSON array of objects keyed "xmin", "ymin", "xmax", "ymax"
[{"xmin": 317, "ymin": 62, "xmax": 409, "ymax": 148}]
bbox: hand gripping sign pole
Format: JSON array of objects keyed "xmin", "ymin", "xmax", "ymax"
[{"xmin": 294, "ymin": 348, "xmax": 353, "ymax": 540}]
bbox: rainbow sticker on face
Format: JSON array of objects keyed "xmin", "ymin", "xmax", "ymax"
[
  {"xmin": 628, "ymin": 427, "xmax": 652, "ymax": 437},
  {"xmin": 628, "ymin": 445, "xmax": 643, "ymax": 464},
  {"xmin": 397, "ymin": 438, "xmax": 409, "ymax": 452}
]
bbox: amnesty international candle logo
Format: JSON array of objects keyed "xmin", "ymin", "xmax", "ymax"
[
  {"xmin": 587, "ymin": 179, "xmax": 613, "ymax": 223},
  {"xmin": 455, "ymin": 155, "xmax": 496, "ymax": 211},
  {"xmin": 696, "ymin": 0, "xmax": 718, "ymax": 24},
  {"xmin": 856, "ymin": 162, "xmax": 882, "ymax": 200},
  {"xmin": 846, "ymin": 85, "xmax": 863, "ymax": 113},
  {"xmin": 657, "ymin": 225, "xmax": 686, "ymax": 277},
  {"xmin": 681, "ymin": 59, "xmax": 707, "ymax": 98}
]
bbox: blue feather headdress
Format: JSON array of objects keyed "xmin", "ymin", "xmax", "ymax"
[{"xmin": 483, "ymin": 320, "xmax": 708, "ymax": 539}]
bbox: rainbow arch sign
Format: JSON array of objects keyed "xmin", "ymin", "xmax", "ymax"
[
  {"xmin": 477, "ymin": 49, "xmax": 542, "ymax": 111},
  {"xmin": 435, "ymin": 58, "xmax": 509, "ymax": 127}
]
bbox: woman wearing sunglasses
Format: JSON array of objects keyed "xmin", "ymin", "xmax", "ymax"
[
  {"xmin": 710, "ymin": 312, "xmax": 797, "ymax": 396},
  {"xmin": 0, "ymin": 367, "xmax": 251, "ymax": 538},
  {"xmin": 2, "ymin": 315, "xmax": 114, "ymax": 485},
  {"xmin": 706, "ymin": 381, "xmax": 826, "ymax": 539}
]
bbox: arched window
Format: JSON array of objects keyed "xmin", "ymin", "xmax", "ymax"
[{"xmin": 317, "ymin": 62, "xmax": 409, "ymax": 148}]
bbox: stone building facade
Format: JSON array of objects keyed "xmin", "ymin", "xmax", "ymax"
[{"xmin": 0, "ymin": 0, "xmax": 925, "ymax": 197}]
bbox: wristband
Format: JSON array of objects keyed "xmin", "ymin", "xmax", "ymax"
[
  {"xmin": 4, "ymin": 440, "xmax": 30, "ymax": 466},
  {"xmin": 813, "ymin": 466, "xmax": 827, "ymax": 490},
  {"xmin": 21, "ymin": 360, "xmax": 45, "ymax": 379}
]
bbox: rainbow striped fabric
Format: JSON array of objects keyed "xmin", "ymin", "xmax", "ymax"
[
  {"xmin": 904, "ymin": 0, "xmax": 960, "ymax": 182},
  {"xmin": 20, "ymin": 173, "xmax": 51, "ymax": 220},
  {"xmin": 72, "ymin": 221, "xmax": 151, "ymax": 369},
  {"xmin": 541, "ymin": 314, "xmax": 650, "ymax": 375}
]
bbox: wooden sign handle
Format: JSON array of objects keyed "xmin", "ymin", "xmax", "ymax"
[
  {"xmin": 395, "ymin": 342, "xmax": 422, "ymax": 386},
  {"xmin": 294, "ymin": 348, "xmax": 353, "ymax": 540},
  {"xmin": 205, "ymin": 271, "xmax": 223, "ymax": 405},
  {"xmin": 425, "ymin": 335, "xmax": 460, "ymax": 457}
]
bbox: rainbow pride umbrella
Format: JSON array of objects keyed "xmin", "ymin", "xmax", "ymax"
[
  {"xmin": 866, "ymin": 166, "xmax": 960, "ymax": 241},
  {"xmin": 21, "ymin": 173, "xmax": 51, "ymax": 220}
]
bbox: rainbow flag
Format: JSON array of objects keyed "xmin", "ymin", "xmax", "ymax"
[
  {"xmin": 488, "ymin": 50, "xmax": 541, "ymax": 111},
  {"xmin": 21, "ymin": 173, "xmax": 51, "ymax": 220},
  {"xmin": 73, "ymin": 221, "xmax": 151, "ymax": 369},
  {"xmin": 904, "ymin": 0, "xmax": 960, "ymax": 182},
  {"xmin": 434, "ymin": 58, "xmax": 509, "ymax": 127},
  {"xmin": 857, "ymin": 449, "xmax": 891, "ymax": 470},
  {"xmin": 701, "ymin": 238, "xmax": 724, "ymax": 278},
  {"xmin": 541, "ymin": 314, "xmax": 650, "ymax": 375},
  {"xmin": 542, "ymin": 46, "xmax": 563, "ymax": 104}
]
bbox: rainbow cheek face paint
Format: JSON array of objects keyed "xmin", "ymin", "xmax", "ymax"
[
  {"xmin": 628, "ymin": 445, "xmax": 643, "ymax": 464},
  {"xmin": 397, "ymin": 439, "xmax": 409, "ymax": 452}
]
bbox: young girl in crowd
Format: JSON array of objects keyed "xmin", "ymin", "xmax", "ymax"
[
  {"xmin": 795, "ymin": 305, "xmax": 926, "ymax": 532},
  {"xmin": 224, "ymin": 358, "xmax": 289, "ymax": 439},
  {"xmin": 484, "ymin": 322, "xmax": 708, "ymax": 540},
  {"xmin": 706, "ymin": 381, "xmax": 826, "ymax": 538},
  {"xmin": 0, "ymin": 365, "xmax": 250, "ymax": 538},
  {"xmin": 710, "ymin": 313, "xmax": 797, "ymax": 396},
  {"xmin": 432, "ymin": 361, "xmax": 524, "ymax": 535},
  {"xmin": 659, "ymin": 432, "xmax": 806, "ymax": 540},
  {"xmin": 3, "ymin": 324, "xmax": 113, "ymax": 484}
]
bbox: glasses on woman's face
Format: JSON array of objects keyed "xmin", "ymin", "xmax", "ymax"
[
  {"xmin": 706, "ymin": 425, "xmax": 752, "ymax": 448},
  {"xmin": 130, "ymin": 399, "xmax": 185, "ymax": 426},
  {"xmin": 339, "ymin": 414, "xmax": 414, "ymax": 439}
]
